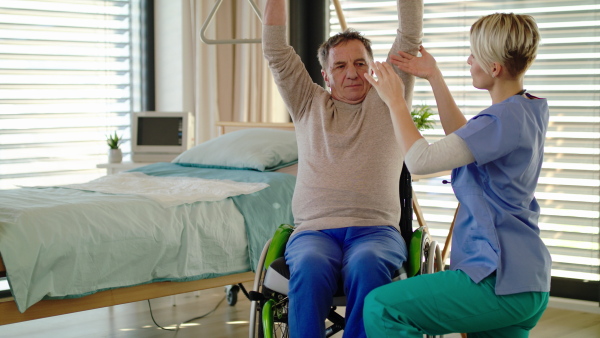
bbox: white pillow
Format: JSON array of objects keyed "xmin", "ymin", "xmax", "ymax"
[{"xmin": 172, "ymin": 128, "xmax": 297, "ymax": 171}]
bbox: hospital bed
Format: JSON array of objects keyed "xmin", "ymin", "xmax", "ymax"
[{"xmin": 0, "ymin": 122, "xmax": 296, "ymax": 325}]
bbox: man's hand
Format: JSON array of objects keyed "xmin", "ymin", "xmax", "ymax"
[
  {"xmin": 390, "ymin": 46, "xmax": 440, "ymax": 81},
  {"xmin": 364, "ymin": 61, "xmax": 407, "ymax": 110}
]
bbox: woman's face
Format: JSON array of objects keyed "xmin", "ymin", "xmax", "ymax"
[{"xmin": 467, "ymin": 53, "xmax": 493, "ymax": 90}]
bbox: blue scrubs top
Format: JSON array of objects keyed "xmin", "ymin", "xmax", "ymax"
[{"xmin": 452, "ymin": 93, "xmax": 552, "ymax": 295}]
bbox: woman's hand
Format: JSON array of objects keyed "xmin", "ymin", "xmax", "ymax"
[
  {"xmin": 390, "ymin": 45, "xmax": 440, "ymax": 81},
  {"xmin": 365, "ymin": 61, "xmax": 423, "ymax": 155},
  {"xmin": 364, "ymin": 61, "xmax": 406, "ymax": 109}
]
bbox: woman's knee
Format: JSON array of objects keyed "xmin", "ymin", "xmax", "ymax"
[{"xmin": 363, "ymin": 288, "xmax": 384, "ymax": 325}]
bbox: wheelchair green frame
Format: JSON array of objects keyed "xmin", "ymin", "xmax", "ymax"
[
  {"xmin": 250, "ymin": 223, "xmax": 443, "ymax": 338},
  {"xmin": 249, "ymin": 164, "xmax": 445, "ymax": 338}
]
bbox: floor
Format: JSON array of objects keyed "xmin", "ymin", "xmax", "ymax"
[{"xmin": 1, "ymin": 282, "xmax": 599, "ymax": 338}]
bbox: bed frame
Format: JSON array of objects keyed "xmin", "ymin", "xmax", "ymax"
[{"xmin": 0, "ymin": 121, "xmax": 294, "ymax": 325}]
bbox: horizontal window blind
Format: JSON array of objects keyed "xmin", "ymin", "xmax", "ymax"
[
  {"xmin": 0, "ymin": 0, "xmax": 141, "ymax": 189},
  {"xmin": 331, "ymin": 0, "xmax": 600, "ymax": 284}
]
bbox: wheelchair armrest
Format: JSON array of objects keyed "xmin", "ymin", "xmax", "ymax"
[{"xmin": 264, "ymin": 224, "xmax": 295, "ymax": 270}]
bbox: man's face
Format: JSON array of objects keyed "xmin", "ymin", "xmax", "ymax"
[{"xmin": 322, "ymin": 40, "xmax": 373, "ymax": 104}]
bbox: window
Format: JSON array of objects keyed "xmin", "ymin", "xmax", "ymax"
[
  {"xmin": 331, "ymin": 0, "xmax": 600, "ymax": 300},
  {"xmin": 0, "ymin": 0, "xmax": 144, "ymax": 189}
]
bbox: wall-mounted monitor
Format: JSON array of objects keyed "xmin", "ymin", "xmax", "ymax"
[{"xmin": 131, "ymin": 111, "xmax": 195, "ymax": 162}]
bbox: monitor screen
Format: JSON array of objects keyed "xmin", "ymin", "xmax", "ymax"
[{"xmin": 137, "ymin": 117, "xmax": 182, "ymax": 146}]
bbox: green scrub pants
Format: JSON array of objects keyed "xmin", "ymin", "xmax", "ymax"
[{"xmin": 363, "ymin": 270, "xmax": 549, "ymax": 338}]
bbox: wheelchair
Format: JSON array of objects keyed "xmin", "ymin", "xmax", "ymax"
[{"xmin": 248, "ymin": 165, "xmax": 444, "ymax": 338}]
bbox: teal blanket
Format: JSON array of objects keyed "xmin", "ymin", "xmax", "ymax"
[
  {"xmin": 132, "ymin": 163, "xmax": 296, "ymax": 270},
  {"xmin": 0, "ymin": 163, "xmax": 295, "ymax": 312}
]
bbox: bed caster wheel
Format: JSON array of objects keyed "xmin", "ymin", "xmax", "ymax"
[{"xmin": 225, "ymin": 284, "xmax": 240, "ymax": 306}]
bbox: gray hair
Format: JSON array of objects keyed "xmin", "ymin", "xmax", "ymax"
[{"xmin": 317, "ymin": 28, "xmax": 374, "ymax": 70}]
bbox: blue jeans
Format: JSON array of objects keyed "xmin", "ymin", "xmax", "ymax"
[
  {"xmin": 364, "ymin": 270, "xmax": 549, "ymax": 337},
  {"xmin": 285, "ymin": 226, "xmax": 407, "ymax": 338}
]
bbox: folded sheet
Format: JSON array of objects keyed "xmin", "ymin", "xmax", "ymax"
[{"xmin": 57, "ymin": 172, "xmax": 269, "ymax": 207}]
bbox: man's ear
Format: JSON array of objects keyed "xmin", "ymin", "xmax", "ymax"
[{"xmin": 321, "ymin": 69, "xmax": 330, "ymax": 87}]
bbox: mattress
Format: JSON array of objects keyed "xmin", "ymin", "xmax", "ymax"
[{"xmin": 0, "ymin": 162, "xmax": 296, "ymax": 312}]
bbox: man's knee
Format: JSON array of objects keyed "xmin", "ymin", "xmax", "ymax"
[{"xmin": 345, "ymin": 249, "xmax": 402, "ymax": 284}]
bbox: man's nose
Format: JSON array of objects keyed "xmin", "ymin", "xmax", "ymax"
[{"xmin": 346, "ymin": 65, "xmax": 358, "ymax": 78}]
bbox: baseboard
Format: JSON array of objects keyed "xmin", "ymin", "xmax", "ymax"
[{"xmin": 548, "ymin": 296, "xmax": 600, "ymax": 314}]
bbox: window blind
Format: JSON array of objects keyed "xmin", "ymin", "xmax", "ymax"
[
  {"xmin": 330, "ymin": 0, "xmax": 600, "ymax": 287},
  {"xmin": 0, "ymin": 0, "xmax": 141, "ymax": 189}
]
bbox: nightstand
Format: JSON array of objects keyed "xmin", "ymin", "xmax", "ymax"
[{"xmin": 96, "ymin": 162, "xmax": 153, "ymax": 175}]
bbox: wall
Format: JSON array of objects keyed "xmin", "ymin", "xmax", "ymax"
[
  {"xmin": 154, "ymin": 0, "xmax": 194, "ymax": 113},
  {"xmin": 153, "ymin": 0, "xmax": 289, "ymax": 139}
]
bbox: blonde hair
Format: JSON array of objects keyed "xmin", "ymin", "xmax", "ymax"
[{"xmin": 470, "ymin": 13, "xmax": 540, "ymax": 77}]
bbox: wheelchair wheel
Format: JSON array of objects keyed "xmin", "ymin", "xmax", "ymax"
[
  {"xmin": 425, "ymin": 240, "xmax": 443, "ymax": 275},
  {"xmin": 250, "ymin": 254, "xmax": 290, "ymax": 337},
  {"xmin": 250, "ymin": 239, "xmax": 271, "ymax": 338},
  {"xmin": 423, "ymin": 240, "xmax": 444, "ymax": 338},
  {"xmin": 250, "ymin": 224, "xmax": 296, "ymax": 338},
  {"xmin": 262, "ymin": 295, "xmax": 290, "ymax": 338}
]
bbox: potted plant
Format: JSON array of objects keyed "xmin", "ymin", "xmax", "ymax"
[
  {"xmin": 411, "ymin": 104, "xmax": 435, "ymax": 131},
  {"xmin": 106, "ymin": 131, "xmax": 123, "ymax": 163}
]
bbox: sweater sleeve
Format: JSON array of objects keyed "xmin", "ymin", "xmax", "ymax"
[
  {"xmin": 405, "ymin": 133, "xmax": 475, "ymax": 175},
  {"xmin": 387, "ymin": 0, "xmax": 423, "ymax": 109},
  {"xmin": 262, "ymin": 25, "xmax": 323, "ymax": 121}
]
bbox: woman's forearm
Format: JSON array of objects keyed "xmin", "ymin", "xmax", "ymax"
[
  {"xmin": 427, "ymin": 71, "xmax": 467, "ymax": 135},
  {"xmin": 388, "ymin": 98, "xmax": 424, "ymax": 155}
]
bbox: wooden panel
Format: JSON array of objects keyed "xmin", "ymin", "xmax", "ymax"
[
  {"xmin": 0, "ymin": 271, "xmax": 254, "ymax": 325},
  {"xmin": 216, "ymin": 122, "xmax": 295, "ymax": 135}
]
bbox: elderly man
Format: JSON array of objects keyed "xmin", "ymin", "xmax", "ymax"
[{"xmin": 262, "ymin": 0, "xmax": 423, "ymax": 337}]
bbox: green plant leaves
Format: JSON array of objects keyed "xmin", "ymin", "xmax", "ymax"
[{"xmin": 411, "ymin": 104, "xmax": 436, "ymax": 131}]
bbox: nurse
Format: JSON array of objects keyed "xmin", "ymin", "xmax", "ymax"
[{"xmin": 362, "ymin": 13, "xmax": 552, "ymax": 337}]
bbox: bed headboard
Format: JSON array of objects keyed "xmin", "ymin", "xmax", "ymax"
[{"xmin": 216, "ymin": 122, "xmax": 295, "ymax": 135}]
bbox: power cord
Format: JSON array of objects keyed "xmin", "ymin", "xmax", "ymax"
[
  {"xmin": 147, "ymin": 299, "xmax": 178, "ymax": 331},
  {"xmin": 147, "ymin": 294, "xmax": 227, "ymax": 334}
]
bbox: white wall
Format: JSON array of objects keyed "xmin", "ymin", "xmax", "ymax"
[{"xmin": 154, "ymin": 0, "xmax": 194, "ymax": 113}]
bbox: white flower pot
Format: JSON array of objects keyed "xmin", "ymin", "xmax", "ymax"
[{"xmin": 108, "ymin": 149, "xmax": 123, "ymax": 163}]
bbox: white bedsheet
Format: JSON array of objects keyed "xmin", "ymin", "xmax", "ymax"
[{"xmin": 58, "ymin": 172, "xmax": 269, "ymax": 207}]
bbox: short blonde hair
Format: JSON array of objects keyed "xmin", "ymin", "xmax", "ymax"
[{"xmin": 470, "ymin": 13, "xmax": 540, "ymax": 77}]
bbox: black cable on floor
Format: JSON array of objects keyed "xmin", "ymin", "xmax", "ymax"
[
  {"xmin": 147, "ymin": 299, "xmax": 178, "ymax": 331},
  {"xmin": 182, "ymin": 295, "xmax": 226, "ymax": 323},
  {"xmin": 147, "ymin": 294, "xmax": 227, "ymax": 334}
]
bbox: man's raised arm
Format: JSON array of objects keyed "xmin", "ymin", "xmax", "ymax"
[
  {"xmin": 264, "ymin": 0, "xmax": 286, "ymax": 26},
  {"xmin": 389, "ymin": 0, "xmax": 423, "ymax": 110}
]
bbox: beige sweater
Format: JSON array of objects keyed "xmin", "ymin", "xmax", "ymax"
[{"xmin": 262, "ymin": 3, "xmax": 422, "ymax": 233}]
